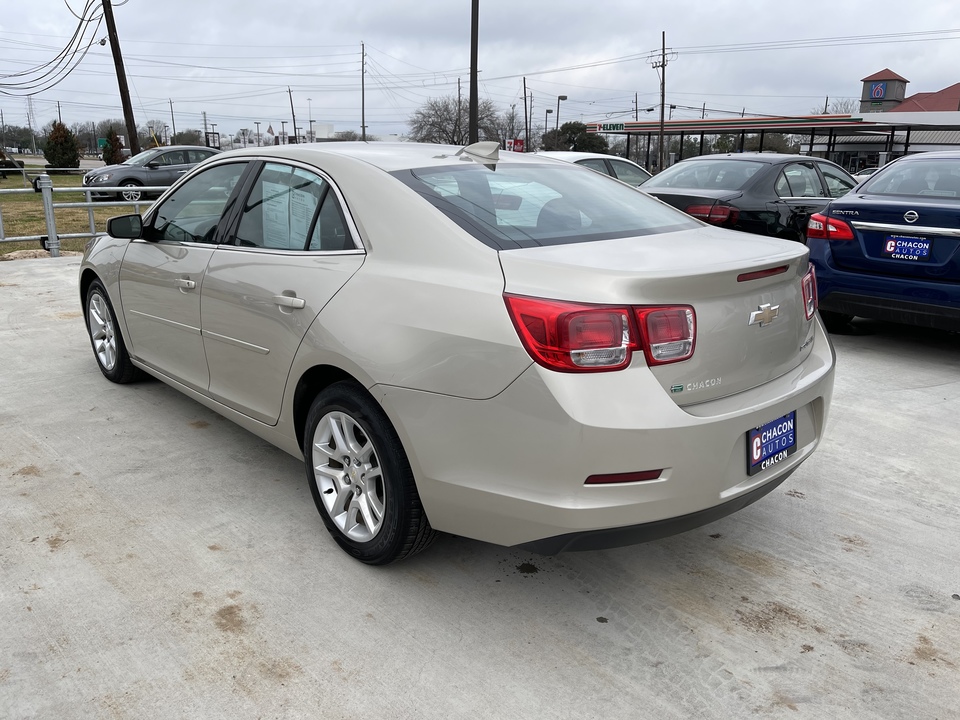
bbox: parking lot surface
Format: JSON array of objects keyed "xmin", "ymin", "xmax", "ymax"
[{"xmin": 1, "ymin": 257, "xmax": 958, "ymax": 719}]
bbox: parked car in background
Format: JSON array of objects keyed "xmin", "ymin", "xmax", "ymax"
[
  {"xmin": 537, "ymin": 150, "xmax": 652, "ymax": 186},
  {"xmin": 84, "ymin": 145, "xmax": 220, "ymax": 201},
  {"xmin": 642, "ymin": 153, "xmax": 858, "ymax": 243},
  {"xmin": 80, "ymin": 141, "xmax": 834, "ymax": 564},
  {"xmin": 806, "ymin": 150, "xmax": 960, "ymax": 332},
  {"xmin": 852, "ymin": 166, "xmax": 881, "ymax": 183}
]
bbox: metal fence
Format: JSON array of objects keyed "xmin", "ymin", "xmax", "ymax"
[{"xmin": 0, "ymin": 172, "xmax": 162, "ymax": 257}]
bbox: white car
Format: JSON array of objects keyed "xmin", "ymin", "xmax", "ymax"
[
  {"xmin": 80, "ymin": 141, "xmax": 835, "ymax": 564},
  {"xmin": 537, "ymin": 150, "xmax": 653, "ymax": 186}
]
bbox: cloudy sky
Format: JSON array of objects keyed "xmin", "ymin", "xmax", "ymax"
[{"xmin": 2, "ymin": 0, "xmax": 959, "ymax": 141}]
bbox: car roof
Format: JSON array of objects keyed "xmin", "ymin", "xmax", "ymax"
[
  {"xmin": 213, "ymin": 142, "xmax": 565, "ymax": 173},
  {"xmin": 677, "ymin": 152, "xmax": 829, "ymax": 165},
  {"xmin": 536, "ymin": 150, "xmax": 637, "ymax": 163}
]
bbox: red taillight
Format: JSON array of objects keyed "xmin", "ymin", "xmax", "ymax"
[
  {"xmin": 802, "ymin": 263, "xmax": 818, "ymax": 320},
  {"xmin": 635, "ymin": 306, "xmax": 696, "ymax": 366},
  {"xmin": 686, "ymin": 203, "xmax": 739, "ymax": 225},
  {"xmin": 807, "ymin": 213, "xmax": 854, "ymax": 241},
  {"xmin": 503, "ymin": 295, "xmax": 696, "ymax": 372}
]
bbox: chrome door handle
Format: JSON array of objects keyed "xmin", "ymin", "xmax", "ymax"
[
  {"xmin": 174, "ymin": 278, "xmax": 196, "ymax": 289},
  {"xmin": 273, "ymin": 295, "xmax": 305, "ymax": 309}
]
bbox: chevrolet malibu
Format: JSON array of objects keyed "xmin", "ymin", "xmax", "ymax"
[{"xmin": 80, "ymin": 142, "xmax": 835, "ymax": 565}]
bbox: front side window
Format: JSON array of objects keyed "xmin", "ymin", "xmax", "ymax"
[
  {"xmin": 819, "ymin": 164, "xmax": 856, "ymax": 198},
  {"xmin": 394, "ymin": 162, "xmax": 697, "ymax": 249},
  {"xmin": 233, "ymin": 163, "xmax": 353, "ymax": 251},
  {"xmin": 148, "ymin": 162, "xmax": 247, "ymax": 243},
  {"xmin": 775, "ymin": 163, "xmax": 824, "ymax": 198}
]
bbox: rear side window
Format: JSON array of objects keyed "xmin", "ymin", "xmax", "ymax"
[
  {"xmin": 609, "ymin": 159, "xmax": 651, "ymax": 186},
  {"xmin": 393, "ymin": 163, "xmax": 697, "ymax": 249}
]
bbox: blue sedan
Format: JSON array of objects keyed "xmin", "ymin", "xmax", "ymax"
[{"xmin": 806, "ymin": 151, "xmax": 960, "ymax": 332}]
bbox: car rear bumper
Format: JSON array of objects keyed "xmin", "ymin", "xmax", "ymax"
[
  {"xmin": 812, "ymin": 242, "xmax": 960, "ymax": 331},
  {"xmin": 375, "ymin": 318, "xmax": 835, "ymax": 550}
]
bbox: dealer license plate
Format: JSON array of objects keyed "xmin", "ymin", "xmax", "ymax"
[
  {"xmin": 747, "ymin": 410, "xmax": 797, "ymax": 476},
  {"xmin": 882, "ymin": 235, "xmax": 932, "ymax": 262}
]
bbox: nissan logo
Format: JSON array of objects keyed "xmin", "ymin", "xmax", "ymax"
[{"xmin": 904, "ymin": 210, "xmax": 919, "ymax": 223}]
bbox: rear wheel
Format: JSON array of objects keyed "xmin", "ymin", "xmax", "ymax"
[
  {"xmin": 85, "ymin": 280, "xmax": 141, "ymax": 383},
  {"xmin": 819, "ymin": 310, "xmax": 854, "ymax": 333},
  {"xmin": 304, "ymin": 381, "xmax": 436, "ymax": 565},
  {"xmin": 119, "ymin": 180, "xmax": 143, "ymax": 202}
]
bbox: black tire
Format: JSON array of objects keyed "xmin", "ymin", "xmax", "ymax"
[
  {"xmin": 119, "ymin": 181, "xmax": 143, "ymax": 202},
  {"xmin": 85, "ymin": 279, "xmax": 141, "ymax": 383},
  {"xmin": 819, "ymin": 310, "xmax": 854, "ymax": 334},
  {"xmin": 303, "ymin": 381, "xmax": 436, "ymax": 565}
]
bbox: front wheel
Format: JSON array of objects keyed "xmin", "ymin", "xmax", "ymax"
[
  {"xmin": 85, "ymin": 280, "xmax": 141, "ymax": 383},
  {"xmin": 304, "ymin": 382, "xmax": 436, "ymax": 564},
  {"xmin": 119, "ymin": 181, "xmax": 143, "ymax": 202}
]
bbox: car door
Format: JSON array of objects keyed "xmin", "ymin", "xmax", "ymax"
[
  {"xmin": 768, "ymin": 162, "xmax": 831, "ymax": 242},
  {"xmin": 200, "ymin": 161, "xmax": 365, "ymax": 424},
  {"xmin": 118, "ymin": 162, "xmax": 249, "ymax": 391}
]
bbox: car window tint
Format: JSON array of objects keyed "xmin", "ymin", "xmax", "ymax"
[
  {"xmin": 609, "ymin": 159, "xmax": 651, "ymax": 186},
  {"xmin": 576, "ymin": 158, "xmax": 610, "ymax": 175},
  {"xmin": 819, "ymin": 164, "xmax": 856, "ymax": 198},
  {"xmin": 186, "ymin": 149, "xmax": 212, "ymax": 164},
  {"xmin": 150, "ymin": 162, "xmax": 247, "ymax": 244},
  {"xmin": 395, "ymin": 163, "xmax": 698, "ymax": 250},
  {"xmin": 644, "ymin": 160, "xmax": 764, "ymax": 191},
  {"xmin": 862, "ymin": 160, "xmax": 960, "ymax": 197},
  {"xmin": 235, "ymin": 163, "xmax": 326, "ymax": 250},
  {"xmin": 776, "ymin": 164, "xmax": 823, "ymax": 198},
  {"xmin": 160, "ymin": 151, "xmax": 185, "ymax": 166}
]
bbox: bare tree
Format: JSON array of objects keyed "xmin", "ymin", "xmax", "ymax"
[
  {"xmin": 334, "ymin": 130, "xmax": 380, "ymax": 142},
  {"xmin": 811, "ymin": 98, "xmax": 860, "ymax": 115},
  {"xmin": 408, "ymin": 95, "xmax": 499, "ymax": 145}
]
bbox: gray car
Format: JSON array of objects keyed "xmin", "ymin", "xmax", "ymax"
[
  {"xmin": 80, "ymin": 141, "xmax": 835, "ymax": 565},
  {"xmin": 82, "ymin": 145, "xmax": 221, "ymax": 201}
]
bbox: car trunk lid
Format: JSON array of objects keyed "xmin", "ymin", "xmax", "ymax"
[
  {"xmin": 499, "ymin": 226, "xmax": 814, "ymax": 406},
  {"xmin": 828, "ymin": 195, "xmax": 960, "ymax": 282}
]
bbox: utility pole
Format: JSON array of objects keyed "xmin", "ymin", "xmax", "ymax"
[
  {"xmin": 468, "ymin": 0, "xmax": 479, "ymax": 144},
  {"xmin": 523, "ymin": 78, "xmax": 529, "ymax": 151},
  {"xmin": 202, "ymin": 111, "xmax": 208, "ymax": 147},
  {"xmin": 169, "ymin": 99, "xmax": 177, "ymax": 144},
  {"xmin": 648, "ymin": 31, "xmax": 676, "ymax": 173},
  {"xmin": 823, "ymin": 96, "xmax": 829, "ymax": 114},
  {"xmin": 101, "ymin": 0, "xmax": 140, "ymax": 155},
  {"xmin": 57, "ymin": 101, "xmax": 62, "ymax": 124},
  {"xmin": 287, "ymin": 87, "xmax": 298, "ymax": 143},
  {"xmin": 361, "ymin": 42, "xmax": 367, "ymax": 141}
]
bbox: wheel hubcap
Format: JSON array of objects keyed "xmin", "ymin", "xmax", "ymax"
[
  {"xmin": 88, "ymin": 292, "xmax": 117, "ymax": 371},
  {"xmin": 121, "ymin": 186, "xmax": 141, "ymax": 201},
  {"xmin": 312, "ymin": 411, "xmax": 385, "ymax": 542}
]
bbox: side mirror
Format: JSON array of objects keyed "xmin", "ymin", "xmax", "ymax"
[
  {"xmin": 106, "ymin": 214, "xmax": 143, "ymax": 239},
  {"xmin": 144, "ymin": 162, "xmax": 159, "ymax": 169}
]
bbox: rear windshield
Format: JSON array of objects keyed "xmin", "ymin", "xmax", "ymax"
[
  {"xmin": 643, "ymin": 159, "xmax": 766, "ymax": 191},
  {"xmin": 391, "ymin": 162, "xmax": 697, "ymax": 250},
  {"xmin": 861, "ymin": 159, "xmax": 960, "ymax": 198}
]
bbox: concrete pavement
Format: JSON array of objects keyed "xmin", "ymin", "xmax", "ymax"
[{"xmin": 1, "ymin": 257, "xmax": 958, "ymax": 719}]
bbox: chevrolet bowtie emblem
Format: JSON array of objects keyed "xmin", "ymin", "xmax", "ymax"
[{"xmin": 749, "ymin": 303, "xmax": 780, "ymax": 327}]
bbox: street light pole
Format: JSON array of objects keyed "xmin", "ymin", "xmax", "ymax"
[
  {"xmin": 555, "ymin": 95, "xmax": 567, "ymax": 132},
  {"xmin": 307, "ymin": 98, "xmax": 312, "ymax": 142},
  {"xmin": 255, "ymin": 121, "xmax": 261, "ymax": 147}
]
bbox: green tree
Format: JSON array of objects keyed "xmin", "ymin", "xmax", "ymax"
[
  {"xmin": 42, "ymin": 121, "xmax": 82, "ymax": 169},
  {"xmin": 542, "ymin": 122, "xmax": 608, "ymax": 153},
  {"xmin": 102, "ymin": 129, "xmax": 125, "ymax": 165}
]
